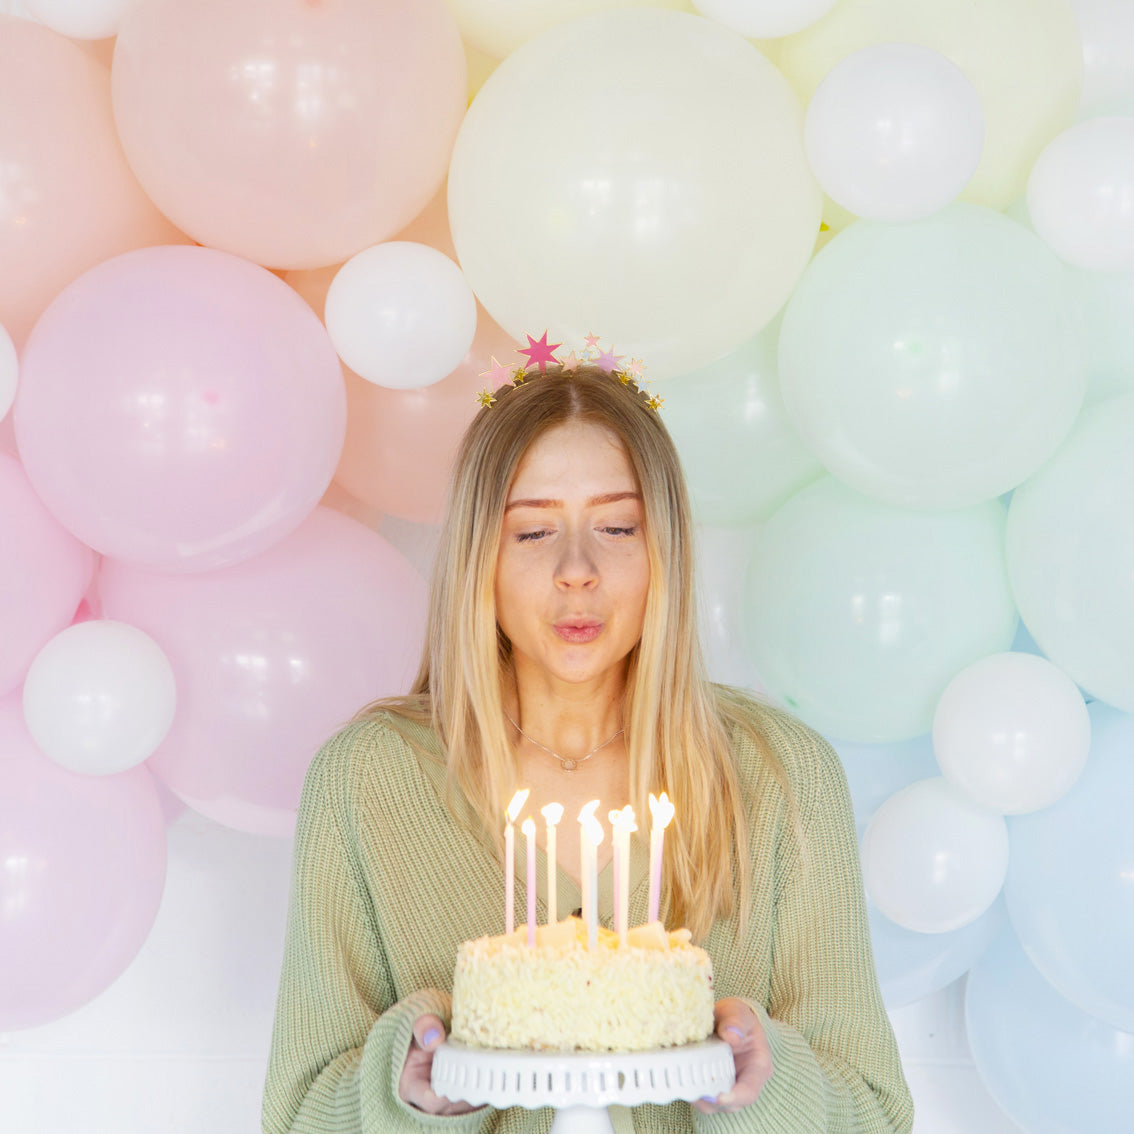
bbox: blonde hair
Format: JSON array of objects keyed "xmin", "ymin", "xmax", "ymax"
[{"xmin": 356, "ymin": 363, "xmax": 799, "ymax": 940}]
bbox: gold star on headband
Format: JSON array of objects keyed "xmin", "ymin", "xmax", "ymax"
[
  {"xmin": 646, "ymin": 393, "xmax": 664, "ymax": 411},
  {"xmin": 476, "ymin": 388, "xmax": 496, "ymax": 408},
  {"xmin": 616, "ymin": 370, "xmax": 633, "ymax": 385},
  {"xmin": 512, "ymin": 365, "xmax": 528, "ymax": 383}
]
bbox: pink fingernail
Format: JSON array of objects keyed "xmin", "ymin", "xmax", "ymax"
[{"xmin": 423, "ymin": 1027, "xmax": 441, "ymax": 1047}]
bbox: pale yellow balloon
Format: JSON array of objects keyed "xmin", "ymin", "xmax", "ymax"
[{"xmin": 778, "ymin": 0, "xmax": 1083, "ymax": 212}]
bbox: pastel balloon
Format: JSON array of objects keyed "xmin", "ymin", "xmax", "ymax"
[
  {"xmin": 742, "ymin": 477, "xmax": 1018, "ymax": 742},
  {"xmin": 932, "ymin": 652, "xmax": 1090, "ymax": 815},
  {"xmin": 650, "ymin": 320, "xmax": 824, "ymax": 528},
  {"xmin": 1072, "ymin": 0, "xmax": 1134, "ymax": 114},
  {"xmin": 869, "ymin": 895, "xmax": 1006, "ymax": 1011},
  {"xmin": 968, "ymin": 928, "xmax": 1134, "ymax": 1133},
  {"xmin": 24, "ymin": 0, "xmax": 129, "ymax": 38},
  {"xmin": 1028, "ymin": 117, "xmax": 1134, "ymax": 272},
  {"xmin": 445, "ymin": 0, "xmax": 691, "ymax": 59},
  {"xmin": 98, "ymin": 507, "xmax": 427, "ymax": 837},
  {"xmin": 804, "ymin": 43, "xmax": 984, "ymax": 222},
  {"xmin": 14, "ymin": 246, "xmax": 346, "ymax": 573},
  {"xmin": 694, "ymin": 525, "xmax": 764, "ymax": 692},
  {"xmin": 832, "ymin": 732, "xmax": 940, "ymax": 836},
  {"xmin": 1006, "ymin": 394, "xmax": 1134, "ymax": 711},
  {"xmin": 779, "ymin": 204, "xmax": 1086, "ymax": 509},
  {"xmin": 112, "ymin": 0, "xmax": 466, "ymax": 268},
  {"xmin": 778, "ymin": 0, "xmax": 1082, "ymax": 211},
  {"xmin": 1005, "ymin": 701, "xmax": 1134, "ymax": 1032},
  {"xmin": 0, "ymin": 695, "xmax": 167, "ymax": 1031},
  {"xmin": 1071, "ymin": 265, "xmax": 1134, "ymax": 406},
  {"xmin": 0, "ymin": 453, "xmax": 94, "ymax": 697},
  {"xmin": 0, "ymin": 321, "xmax": 15, "ymax": 421},
  {"xmin": 861, "ymin": 777, "xmax": 1010, "ymax": 934},
  {"xmin": 325, "ymin": 243, "xmax": 477, "ymax": 389},
  {"xmin": 693, "ymin": 0, "xmax": 836, "ymax": 37},
  {"xmin": 0, "ymin": 17, "xmax": 185, "ymax": 349},
  {"xmin": 22, "ymin": 620, "xmax": 176, "ymax": 776},
  {"xmin": 448, "ymin": 8, "xmax": 821, "ymax": 380}
]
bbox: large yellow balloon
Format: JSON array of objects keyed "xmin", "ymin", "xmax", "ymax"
[
  {"xmin": 778, "ymin": 0, "xmax": 1082, "ymax": 213},
  {"xmin": 448, "ymin": 9, "xmax": 821, "ymax": 379}
]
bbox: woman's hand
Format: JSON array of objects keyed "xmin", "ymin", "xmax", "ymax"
[
  {"xmin": 692, "ymin": 998, "xmax": 774, "ymax": 1116},
  {"xmin": 398, "ymin": 1011, "xmax": 484, "ymax": 1116}
]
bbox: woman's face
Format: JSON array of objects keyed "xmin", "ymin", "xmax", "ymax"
[{"xmin": 495, "ymin": 420, "xmax": 650, "ymax": 695}]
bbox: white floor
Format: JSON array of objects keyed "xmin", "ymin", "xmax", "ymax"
[{"xmin": 0, "ymin": 808, "xmax": 1022, "ymax": 1134}]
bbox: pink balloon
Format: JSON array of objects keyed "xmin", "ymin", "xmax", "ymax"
[
  {"xmin": 0, "ymin": 452, "xmax": 94, "ymax": 697},
  {"xmin": 111, "ymin": 0, "xmax": 467, "ymax": 268},
  {"xmin": 0, "ymin": 17, "xmax": 186, "ymax": 350},
  {"xmin": 0, "ymin": 694, "xmax": 167, "ymax": 1031},
  {"xmin": 97, "ymin": 506, "xmax": 427, "ymax": 836},
  {"xmin": 14, "ymin": 245, "xmax": 346, "ymax": 572}
]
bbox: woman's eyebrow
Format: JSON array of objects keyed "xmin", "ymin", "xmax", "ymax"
[{"xmin": 504, "ymin": 491, "xmax": 642, "ymax": 511}]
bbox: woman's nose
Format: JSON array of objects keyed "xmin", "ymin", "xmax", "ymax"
[{"xmin": 554, "ymin": 531, "xmax": 598, "ymax": 588}]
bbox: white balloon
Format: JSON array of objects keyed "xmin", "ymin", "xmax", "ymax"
[
  {"xmin": 22, "ymin": 619, "xmax": 177, "ymax": 775},
  {"xmin": 0, "ymin": 322, "xmax": 16, "ymax": 423},
  {"xmin": 692, "ymin": 0, "xmax": 837, "ymax": 38},
  {"xmin": 861, "ymin": 777, "xmax": 1009, "ymax": 934},
  {"xmin": 1027, "ymin": 117, "xmax": 1134, "ymax": 271},
  {"xmin": 1071, "ymin": 0, "xmax": 1134, "ymax": 115},
  {"xmin": 804, "ymin": 42, "xmax": 984, "ymax": 222},
  {"xmin": 24, "ymin": 0, "xmax": 130, "ymax": 38},
  {"xmin": 933, "ymin": 652, "xmax": 1091, "ymax": 815},
  {"xmin": 324, "ymin": 242, "xmax": 478, "ymax": 390}
]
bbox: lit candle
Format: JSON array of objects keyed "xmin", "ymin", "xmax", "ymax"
[
  {"xmin": 609, "ymin": 806, "xmax": 638, "ymax": 947},
  {"xmin": 523, "ymin": 817, "xmax": 537, "ymax": 947},
  {"xmin": 540, "ymin": 802, "xmax": 564, "ymax": 924},
  {"xmin": 504, "ymin": 789, "xmax": 529, "ymax": 935},
  {"xmin": 578, "ymin": 799, "xmax": 603, "ymax": 949},
  {"xmin": 647, "ymin": 792, "xmax": 676, "ymax": 925}
]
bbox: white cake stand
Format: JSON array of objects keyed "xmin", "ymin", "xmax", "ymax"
[{"xmin": 431, "ymin": 1038, "xmax": 736, "ymax": 1133}]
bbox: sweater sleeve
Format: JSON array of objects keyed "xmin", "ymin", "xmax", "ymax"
[
  {"xmin": 261, "ymin": 736, "xmax": 491, "ymax": 1134},
  {"xmin": 695, "ymin": 724, "xmax": 914, "ymax": 1134}
]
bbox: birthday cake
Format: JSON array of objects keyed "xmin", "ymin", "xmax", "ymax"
[{"xmin": 450, "ymin": 916, "xmax": 715, "ymax": 1052}]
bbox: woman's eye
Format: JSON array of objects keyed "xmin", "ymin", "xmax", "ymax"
[
  {"xmin": 514, "ymin": 529, "xmax": 552, "ymax": 543},
  {"xmin": 602, "ymin": 526, "xmax": 638, "ymax": 537}
]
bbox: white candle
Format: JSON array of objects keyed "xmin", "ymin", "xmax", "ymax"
[
  {"xmin": 504, "ymin": 789, "xmax": 529, "ymax": 935},
  {"xmin": 540, "ymin": 802, "xmax": 564, "ymax": 924},
  {"xmin": 609, "ymin": 806, "xmax": 637, "ymax": 947},
  {"xmin": 523, "ymin": 817, "xmax": 537, "ymax": 947},
  {"xmin": 647, "ymin": 792, "xmax": 675, "ymax": 925},
  {"xmin": 578, "ymin": 799, "xmax": 603, "ymax": 949}
]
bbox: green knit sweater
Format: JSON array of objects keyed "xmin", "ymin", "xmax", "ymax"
[{"xmin": 262, "ymin": 694, "xmax": 914, "ymax": 1134}]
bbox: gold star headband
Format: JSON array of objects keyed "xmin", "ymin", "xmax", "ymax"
[{"xmin": 476, "ymin": 331, "xmax": 663, "ymax": 412}]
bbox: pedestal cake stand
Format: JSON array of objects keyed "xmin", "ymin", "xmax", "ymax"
[{"xmin": 432, "ymin": 1038, "xmax": 736, "ymax": 1133}]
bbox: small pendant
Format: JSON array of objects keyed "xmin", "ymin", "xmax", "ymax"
[{"xmin": 561, "ymin": 758, "xmax": 578, "ymax": 772}]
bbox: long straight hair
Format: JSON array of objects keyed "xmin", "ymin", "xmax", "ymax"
[{"xmin": 356, "ymin": 363, "xmax": 799, "ymax": 940}]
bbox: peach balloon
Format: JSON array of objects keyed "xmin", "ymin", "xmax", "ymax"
[
  {"xmin": 0, "ymin": 17, "xmax": 185, "ymax": 349},
  {"xmin": 111, "ymin": 0, "xmax": 467, "ymax": 269}
]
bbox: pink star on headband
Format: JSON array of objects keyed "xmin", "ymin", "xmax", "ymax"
[
  {"xmin": 560, "ymin": 350, "xmax": 580, "ymax": 372},
  {"xmin": 479, "ymin": 356, "xmax": 514, "ymax": 390},
  {"xmin": 583, "ymin": 332, "xmax": 602, "ymax": 352},
  {"xmin": 517, "ymin": 331, "xmax": 561, "ymax": 373},
  {"xmin": 594, "ymin": 346, "xmax": 625, "ymax": 374}
]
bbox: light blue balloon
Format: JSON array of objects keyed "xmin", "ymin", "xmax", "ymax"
[
  {"xmin": 1005, "ymin": 702, "xmax": 1134, "ymax": 1032},
  {"xmin": 741, "ymin": 476, "xmax": 1018, "ymax": 741},
  {"xmin": 869, "ymin": 896, "xmax": 1006, "ymax": 1011},
  {"xmin": 653, "ymin": 317, "xmax": 823, "ymax": 527},
  {"xmin": 966, "ymin": 928, "xmax": 1134, "ymax": 1134}
]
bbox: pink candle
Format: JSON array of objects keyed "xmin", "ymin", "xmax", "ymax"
[
  {"xmin": 540, "ymin": 802, "xmax": 564, "ymax": 924},
  {"xmin": 504, "ymin": 789, "xmax": 530, "ymax": 935},
  {"xmin": 609, "ymin": 806, "xmax": 637, "ymax": 947},
  {"xmin": 523, "ymin": 818, "xmax": 537, "ymax": 947},
  {"xmin": 647, "ymin": 792, "xmax": 675, "ymax": 925}
]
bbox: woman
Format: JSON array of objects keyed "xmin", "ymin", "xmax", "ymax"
[{"xmin": 262, "ymin": 358, "xmax": 914, "ymax": 1133}]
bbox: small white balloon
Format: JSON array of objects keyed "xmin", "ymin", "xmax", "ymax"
[
  {"xmin": 933, "ymin": 652, "xmax": 1091, "ymax": 815},
  {"xmin": 22, "ymin": 619, "xmax": 177, "ymax": 776},
  {"xmin": 693, "ymin": 0, "xmax": 837, "ymax": 39},
  {"xmin": 325, "ymin": 242, "xmax": 478, "ymax": 390},
  {"xmin": 1028, "ymin": 117, "xmax": 1134, "ymax": 272},
  {"xmin": 1071, "ymin": 0, "xmax": 1134, "ymax": 115},
  {"xmin": 24, "ymin": 0, "xmax": 131, "ymax": 38},
  {"xmin": 861, "ymin": 777, "xmax": 1009, "ymax": 934},
  {"xmin": 804, "ymin": 42, "xmax": 985, "ymax": 222},
  {"xmin": 0, "ymin": 322, "xmax": 16, "ymax": 423}
]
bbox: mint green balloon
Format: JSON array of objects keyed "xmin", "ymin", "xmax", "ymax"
[
  {"xmin": 742, "ymin": 476, "xmax": 1018, "ymax": 742},
  {"xmin": 1006, "ymin": 394, "xmax": 1134, "ymax": 712},
  {"xmin": 653, "ymin": 318, "xmax": 824, "ymax": 527},
  {"xmin": 778, "ymin": 202, "xmax": 1085, "ymax": 509}
]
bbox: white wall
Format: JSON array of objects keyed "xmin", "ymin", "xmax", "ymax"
[{"xmin": 0, "ymin": 807, "xmax": 1022, "ymax": 1134}]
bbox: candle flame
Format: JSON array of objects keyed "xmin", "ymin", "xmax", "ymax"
[
  {"xmin": 521, "ymin": 817, "xmax": 536, "ymax": 837},
  {"xmin": 506, "ymin": 788, "xmax": 530, "ymax": 824},
  {"xmin": 541, "ymin": 802, "xmax": 564, "ymax": 826},
  {"xmin": 648, "ymin": 792, "xmax": 676, "ymax": 829},
  {"xmin": 579, "ymin": 799, "xmax": 604, "ymax": 847},
  {"xmin": 609, "ymin": 805, "xmax": 638, "ymax": 834}
]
